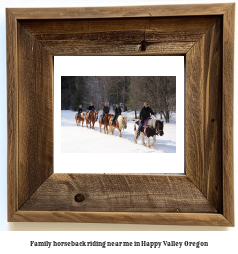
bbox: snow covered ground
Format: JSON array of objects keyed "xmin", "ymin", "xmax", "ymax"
[{"xmin": 61, "ymin": 110, "xmax": 176, "ymax": 153}]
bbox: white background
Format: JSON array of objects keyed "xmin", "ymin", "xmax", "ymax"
[
  {"xmin": 0, "ymin": 0, "xmax": 237, "ymax": 253},
  {"xmin": 55, "ymin": 56, "xmax": 184, "ymax": 173}
]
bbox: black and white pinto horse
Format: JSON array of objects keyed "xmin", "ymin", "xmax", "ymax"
[{"xmin": 134, "ymin": 119, "xmax": 164, "ymax": 148}]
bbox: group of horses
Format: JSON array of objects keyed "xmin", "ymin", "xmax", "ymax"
[
  {"xmin": 75, "ymin": 111, "xmax": 127, "ymax": 137},
  {"xmin": 75, "ymin": 111, "xmax": 164, "ymax": 148}
]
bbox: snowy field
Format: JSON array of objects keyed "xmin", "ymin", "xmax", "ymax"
[{"xmin": 61, "ymin": 110, "xmax": 176, "ymax": 153}]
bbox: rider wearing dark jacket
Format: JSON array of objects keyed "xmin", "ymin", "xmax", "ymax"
[
  {"xmin": 88, "ymin": 104, "xmax": 95, "ymax": 111},
  {"xmin": 77, "ymin": 105, "xmax": 83, "ymax": 119},
  {"xmin": 78, "ymin": 106, "xmax": 83, "ymax": 114},
  {"xmin": 103, "ymin": 104, "xmax": 109, "ymax": 114},
  {"xmin": 101, "ymin": 103, "xmax": 109, "ymax": 123},
  {"xmin": 139, "ymin": 105, "xmax": 155, "ymax": 123},
  {"xmin": 112, "ymin": 104, "xmax": 121, "ymax": 124},
  {"xmin": 115, "ymin": 105, "xmax": 122, "ymax": 115},
  {"xmin": 87, "ymin": 103, "xmax": 95, "ymax": 119},
  {"xmin": 137, "ymin": 102, "xmax": 156, "ymax": 136}
]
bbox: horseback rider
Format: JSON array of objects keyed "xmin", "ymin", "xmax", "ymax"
[
  {"xmin": 101, "ymin": 102, "xmax": 109, "ymax": 124},
  {"xmin": 77, "ymin": 105, "xmax": 83, "ymax": 119},
  {"xmin": 136, "ymin": 102, "xmax": 156, "ymax": 138},
  {"xmin": 112, "ymin": 104, "xmax": 121, "ymax": 125},
  {"xmin": 87, "ymin": 102, "xmax": 95, "ymax": 119}
]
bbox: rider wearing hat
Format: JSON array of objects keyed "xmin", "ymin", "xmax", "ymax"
[{"xmin": 136, "ymin": 102, "xmax": 156, "ymax": 138}]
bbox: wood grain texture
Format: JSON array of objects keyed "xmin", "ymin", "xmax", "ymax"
[
  {"xmin": 20, "ymin": 174, "xmax": 217, "ymax": 213},
  {"xmin": 18, "ymin": 23, "xmax": 54, "ymax": 208},
  {"xmin": 7, "ymin": 9, "xmax": 18, "ymax": 221},
  {"xmin": 11, "ymin": 211, "xmax": 232, "ymax": 226},
  {"xmin": 186, "ymin": 18, "xmax": 222, "ymax": 212},
  {"xmin": 6, "ymin": 4, "xmax": 234, "ymax": 225},
  {"xmin": 8, "ymin": 4, "xmax": 233, "ymax": 19},
  {"xmin": 20, "ymin": 17, "xmax": 218, "ymax": 34},
  {"xmin": 38, "ymin": 41, "xmax": 193, "ymax": 56},
  {"xmin": 222, "ymin": 4, "xmax": 235, "ymax": 226},
  {"xmin": 19, "ymin": 17, "xmax": 218, "ymax": 56}
]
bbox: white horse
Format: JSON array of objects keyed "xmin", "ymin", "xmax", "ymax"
[
  {"xmin": 109, "ymin": 115, "xmax": 127, "ymax": 137},
  {"xmin": 134, "ymin": 119, "xmax": 164, "ymax": 148}
]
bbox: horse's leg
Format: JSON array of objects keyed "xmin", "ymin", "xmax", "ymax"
[
  {"xmin": 118, "ymin": 129, "xmax": 121, "ymax": 137},
  {"xmin": 147, "ymin": 137, "xmax": 150, "ymax": 148},
  {"xmin": 110, "ymin": 126, "xmax": 114, "ymax": 135},
  {"xmin": 134, "ymin": 130, "xmax": 138, "ymax": 143},
  {"xmin": 109, "ymin": 122, "xmax": 114, "ymax": 134},
  {"xmin": 142, "ymin": 134, "xmax": 146, "ymax": 146},
  {"xmin": 149, "ymin": 135, "xmax": 156, "ymax": 147}
]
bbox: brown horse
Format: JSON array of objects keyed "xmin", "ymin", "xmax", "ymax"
[
  {"xmin": 85, "ymin": 111, "xmax": 98, "ymax": 129},
  {"xmin": 99, "ymin": 113, "xmax": 114, "ymax": 134},
  {"xmin": 75, "ymin": 112, "xmax": 85, "ymax": 127}
]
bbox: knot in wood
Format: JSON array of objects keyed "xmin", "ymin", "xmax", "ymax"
[
  {"xmin": 74, "ymin": 193, "xmax": 85, "ymax": 202},
  {"xmin": 140, "ymin": 40, "xmax": 147, "ymax": 51}
]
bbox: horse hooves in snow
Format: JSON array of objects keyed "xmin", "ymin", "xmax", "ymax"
[{"xmin": 133, "ymin": 119, "xmax": 164, "ymax": 148}]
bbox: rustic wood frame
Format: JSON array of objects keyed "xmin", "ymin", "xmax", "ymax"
[{"xmin": 7, "ymin": 4, "xmax": 234, "ymax": 226}]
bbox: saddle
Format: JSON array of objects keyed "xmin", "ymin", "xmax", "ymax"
[
  {"xmin": 136, "ymin": 118, "xmax": 150, "ymax": 133},
  {"xmin": 86, "ymin": 111, "xmax": 93, "ymax": 120},
  {"xmin": 111, "ymin": 115, "xmax": 119, "ymax": 126}
]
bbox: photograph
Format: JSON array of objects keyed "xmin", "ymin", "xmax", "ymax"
[
  {"xmin": 61, "ymin": 76, "xmax": 176, "ymax": 153},
  {"xmin": 54, "ymin": 56, "xmax": 184, "ymax": 174}
]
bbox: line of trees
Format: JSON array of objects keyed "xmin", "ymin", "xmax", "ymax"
[{"xmin": 61, "ymin": 76, "xmax": 176, "ymax": 122}]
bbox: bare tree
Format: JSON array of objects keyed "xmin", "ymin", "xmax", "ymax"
[{"xmin": 61, "ymin": 76, "xmax": 176, "ymax": 122}]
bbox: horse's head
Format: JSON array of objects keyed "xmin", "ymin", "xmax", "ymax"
[
  {"xmin": 122, "ymin": 116, "xmax": 127, "ymax": 129},
  {"xmin": 93, "ymin": 111, "xmax": 98, "ymax": 121},
  {"xmin": 156, "ymin": 120, "xmax": 164, "ymax": 136}
]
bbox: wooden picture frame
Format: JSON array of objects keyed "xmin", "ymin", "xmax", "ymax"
[{"xmin": 7, "ymin": 3, "xmax": 234, "ymax": 226}]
